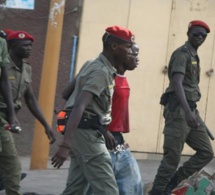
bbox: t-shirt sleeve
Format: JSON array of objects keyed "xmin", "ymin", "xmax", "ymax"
[
  {"xmin": 170, "ymin": 51, "xmax": 189, "ymax": 77},
  {"xmin": 82, "ymin": 70, "xmax": 107, "ymax": 97},
  {"xmin": 0, "ymin": 38, "xmax": 10, "ymax": 67}
]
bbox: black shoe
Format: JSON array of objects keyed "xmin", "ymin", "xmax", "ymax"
[
  {"xmin": 0, "ymin": 179, "xmax": 3, "ymax": 191},
  {"xmin": 21, "ymin": 172, "xmax": 27, "ymax": 181},
  {"xmin": 148, "ymin": 188, "xmax": 165, "ymax": 195},
  {"xmin": 164, "ymin": 174, "xmax": 181, "ymax": 194},
  {"xmin": 0, "ymin": 172, "xmax": 27, "ymax": 191}
]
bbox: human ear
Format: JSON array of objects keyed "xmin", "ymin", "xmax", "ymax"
[{"xmin": 111, "ymin": 42, "xmax": 118, "ymax": 51}]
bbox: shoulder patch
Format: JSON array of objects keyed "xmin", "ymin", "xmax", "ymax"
[{"xmin": 9, "ymin": 76, "xmax": 15, "ymax": 80}]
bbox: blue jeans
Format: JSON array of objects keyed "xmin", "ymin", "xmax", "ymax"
[
  {"xmin": 110, "ymin": 149, "xmax": 143, "ymax": 195},
  {"xmin": 87, "ymin": 149, "xmax": 143, "ymax": 195}
]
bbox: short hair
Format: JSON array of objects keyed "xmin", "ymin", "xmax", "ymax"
[
  {"xmin": 7, "ymin": 39, "xmax": 22, "ymax": 50},
  {"xmin": 102, "ymin": 32, "xmax": 129, "ymax": 49}
]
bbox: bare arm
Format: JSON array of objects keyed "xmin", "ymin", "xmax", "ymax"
[
  {"xmin": 172, "ymin": 73, "xmax": 199, "ymax": 128},
  {"xmin": 62, "ymin": 77, "xmax": 76, "ymax": 100},
  {"xmin": 52, "ymin": 90, "xmax": 93, "ymax": 168},
  {"xmin": 24, "ymin": 84, "xmax": 56, "ymax": 143}
]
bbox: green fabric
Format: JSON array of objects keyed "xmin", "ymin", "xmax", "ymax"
[
  {"xmin": 62, "ymin": 53, "xmax": 118, "ymax": 194},
  {"xmin": 185, "ymin": 187, "xmax": 195, "ymax": 195},
  {"xmin": 152, "ymin": 105, "xmax": 213, "ymax": 191},
  {"xmin": 61, "ymin": 128, "xmax": 119, "ymax": 195},
  {"xmin": 166, "ymin": 42, "xmax": 201, "ymax": 102},
  {"xmin": 0, "ymin": 37, "xmax": 10, "ymax": 67},
  {"xmin": 0, "ymin": 112, "xmax": 22, "ymax": 195},
  {"xmin": 0, "ymin": 58, "xmax": 32, "ymax": 110},
  {"xmin": 197, "ymin": 178, "xmax": 210, "ymax": 190},
  {"xmin": 0, "ymin": 39, "xmax": 22, "ymax": 194},
  {"xmin": 65, "ymin": 53, "xmax": 116, "ymax": 125}
]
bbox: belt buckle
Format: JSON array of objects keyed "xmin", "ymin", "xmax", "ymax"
[{"xmin": 113, "ymin": 143, "xmax": 129, "ymax": 154}]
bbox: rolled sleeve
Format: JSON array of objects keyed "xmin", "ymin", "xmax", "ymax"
[
  {"xmin": 0, "ymin": 39, "xmax": 10, "ymax": 67},
  {"xmin": 170, "ymin": 52, "xmax": 189, "ymax": 77}
]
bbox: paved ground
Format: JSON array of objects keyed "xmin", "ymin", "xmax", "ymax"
[{"xmin": 0, "ymin": 154, "xmax": 214, "ymax": 195}]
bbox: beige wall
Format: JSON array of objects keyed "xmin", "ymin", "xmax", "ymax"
[{"xmin": 76, "ymin": 0, "xmax": 215, "ymax": 155}]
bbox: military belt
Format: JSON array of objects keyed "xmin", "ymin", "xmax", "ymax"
[
  {"xmin": 78, "ymin": 113, "xmax": 105, "ymax": 130},
  {"xmin": 187, "ymin": 101, "xmax": 197, "ymax": 111}
]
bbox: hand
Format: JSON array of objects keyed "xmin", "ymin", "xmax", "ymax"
[
  {"xmin": 185, "ymin": 111, "xmax": 200, "ymax": 129},
  {"xmin": 7, "ymin": 115, "xmax": 21, "ymax": 133},
  {"xmin": 51, "ymin": 146, "xmax": 70, "ymax": 169},
  {"xmin": 45, "ymin": 126, "xmax": 56, "ymax": 144},
  {"xmin": 5, "ymin": 123, "xmax": 22, "ymax": 133},
  {"xmin": 103, "ymin": 131, "xmax": 117, "ymax": 150},
  {"xmin": 9, "ymin": 115, "xmax": 20, "ymax": 126}
]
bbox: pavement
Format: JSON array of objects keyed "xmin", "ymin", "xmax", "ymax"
[{"xmin": 0, "ymin": 154, "xmax": 214, "ymax": 195}]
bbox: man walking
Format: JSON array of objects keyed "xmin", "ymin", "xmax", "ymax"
[
  {"xmin": 149, "ymin": 20, "xmax": 214, "ymax": 195},
  {"xmin": 86, "ymin": 43, "xmax": 143, "ymax": 195},
  {"xmin": 0, "ymin": 30, "xmax": 56, "ymax": 195},
  {"xmin": 103, "ymin": 43, "xmax": 143, "ymax": 195},
  {"xmin": 52, "ymin": 25, "xmax": 136, "ymax": 195}
]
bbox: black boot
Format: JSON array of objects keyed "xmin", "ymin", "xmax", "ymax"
[
  {"xmin": 164, "ymin": 174, "xmax": 181, "ymax": 194},
  {"xmin": 148, "ymin": 188, "xmax": 165, "ymax": 195}
]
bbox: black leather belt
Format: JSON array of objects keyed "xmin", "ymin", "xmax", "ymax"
[{"xmin": 187, "ymin": 101, "xmax": 197, "ymax": 111}]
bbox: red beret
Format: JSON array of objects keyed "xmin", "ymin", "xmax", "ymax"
[
  {"xmin": 6, "ymin": 30, "xmax": 34, "ymax": 42},
  {"xmin": 3, "ymin": 29, "xmax": 14, "ymax": 36},
  {"xmin": 105, "ymin": 25, "xmax": 135, "ymax": 44},
  {"xmin": 188, "ymin": 20, "xmax": 210, "ymax": 33}
]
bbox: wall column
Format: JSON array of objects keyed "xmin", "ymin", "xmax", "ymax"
[{"xmin": 30, "ymin": 0, "xmax": 65, "ymax": 169}]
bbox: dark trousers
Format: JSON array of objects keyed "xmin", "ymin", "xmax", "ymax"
[
  {"xmin": 152, "ymin": 105, "xmax": 214, "ymax": 191},
  {"xmin": 0, "ymin": 111, "xmax": 21, "ymax": 195}
]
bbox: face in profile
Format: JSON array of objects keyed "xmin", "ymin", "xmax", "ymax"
[
  {"xmin": 124, "ymin": 43, "xmax": 139, "ymax": 71},
  {"xmin": 114, "ymin": 41, "xmax": 133, "ymax": 64}
]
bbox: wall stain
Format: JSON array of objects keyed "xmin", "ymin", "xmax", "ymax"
[{"xmin": 49, "ymin": 0, "xmax": 65, "ymax": 28}]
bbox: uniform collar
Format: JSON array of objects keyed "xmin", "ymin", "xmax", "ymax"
[
  {"xmin": 8, "ymin": 57, "xmax": 27, "ymax": 71},
  {"xmin": 7, "ymin": 57, "xmax": 19, "ymax": 70},
  {"xmin": 185, "ymin": 41, "xmax": 197, "ymax": 56},
  {"xmin": 98, "ymin": 53, "xmax": 116, "ymax": 78}
]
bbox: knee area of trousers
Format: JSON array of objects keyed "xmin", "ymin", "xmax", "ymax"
[{"xmin": 202, "ymin": 150, "xmax": 214, "ymax": 162}]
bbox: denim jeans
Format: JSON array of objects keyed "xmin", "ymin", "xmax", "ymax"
[
  {"xmin": 110, "ymin": 149, "xmax": 143, "ymax": 195},
  {"xmin": 87, "ymin": 148, "xmax": 143, "ymax": 195}
]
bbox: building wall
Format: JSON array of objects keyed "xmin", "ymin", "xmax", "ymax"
[
  {"xmin": 1, "ymin": 0, "xmax": 215, "ymax": 157},
  {"xmin": 76, "ymin": 0, "xmax": 215, "ymax": 155}
]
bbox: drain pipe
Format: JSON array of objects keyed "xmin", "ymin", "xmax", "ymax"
[{"xmin": 70, "ymin": 35, "xmax": 78, "ymax": 81}]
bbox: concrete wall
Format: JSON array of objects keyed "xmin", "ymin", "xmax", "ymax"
[{"xmin": 76, "ymin": 0, "xmax": 215, "ymax": 155}]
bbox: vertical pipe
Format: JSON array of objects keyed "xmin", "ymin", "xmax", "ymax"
[{"xmin": 70, "ymin": 35, "xmax": 78, "ymax": 81}]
